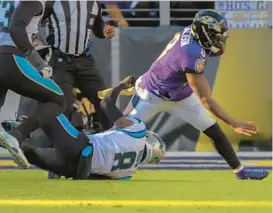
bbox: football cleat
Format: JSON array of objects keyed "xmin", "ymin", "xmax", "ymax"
[
  {"xmin": 1, "ymin": 115, "xmax": 28, "ymax": 131},
  {"xmin": 48, "ymin": 171, "xmax": 61, "ymax": 179},
  {"xmin": 236, "ymin": 169, "xmax": 269, "ymax": 180},
  {"xmin": 0, "ymin": 132, "xmax": 30, "ymax": 169}
]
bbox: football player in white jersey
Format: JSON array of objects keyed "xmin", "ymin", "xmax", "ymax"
[
  {"xmin": 0, "ymin": 1, "xmax": 66, "ymax": 169},
  {"xmin": 2, "ymin": 76, "xmax": 166, "ymax": 180}
]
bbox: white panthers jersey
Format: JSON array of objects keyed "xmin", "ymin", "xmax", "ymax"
[
  {"xmin": 87, "ymin": 116, "xmax": 147, "ymax": 180},
  {"xmin": 0, "ymin": 0, "xmax": 45, "ymax": 46}
]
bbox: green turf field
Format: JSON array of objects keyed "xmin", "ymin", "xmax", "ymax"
[{"xmin": 0, "ymin": 170, "xmax": 271, "ymax": 213}]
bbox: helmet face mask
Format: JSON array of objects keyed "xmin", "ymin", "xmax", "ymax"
[
  {"xmin": 209, "ymin": 32, "xmax": 229, "ymax": 56},
  {"xmin": 192, "ymin": 10, "xmax": 229, "ymax": 56},
  {"xmin": 143, "ymin": 131, "xmax": 166, "ymax": 164}
]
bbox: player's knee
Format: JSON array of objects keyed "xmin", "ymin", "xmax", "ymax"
[{"xmin": 203, "ymin": 123, "xmax": 228, "ymax": 142}]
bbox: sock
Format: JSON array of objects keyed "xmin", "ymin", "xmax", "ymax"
[
  {"xmin": 233, "ymin": 165, "xmax": 244, "ymax": 173},
  {"xmin": 203, "ymin": 123, "xmax": 241, "ymax": 170}
]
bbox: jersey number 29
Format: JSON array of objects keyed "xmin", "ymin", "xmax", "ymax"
[{"xmin": 111, "ymin": 152, "xmax": 137, "ymax": 172}]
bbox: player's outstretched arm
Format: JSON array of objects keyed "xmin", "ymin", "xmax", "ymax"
[
  {"xmin": 100, "ymin": 76, "xmax": 137, "ymax": 129},
  {"xmin": 185, "ymin": 73, "xmax": 259, "ymax": 136}
]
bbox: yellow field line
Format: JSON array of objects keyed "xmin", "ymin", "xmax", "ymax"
[{"xmin": 0, "ymin": 200, "xmax": 271, "ymax": 207}]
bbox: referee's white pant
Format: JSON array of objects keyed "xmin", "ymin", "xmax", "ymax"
[{"xmin": 124, "ymin": 77, "xmax": 216, "ymax": 132}]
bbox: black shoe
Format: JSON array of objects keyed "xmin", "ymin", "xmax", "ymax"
[{"xmin": 1, "ymin": 115, "xmax": 28, "ymax": 131}]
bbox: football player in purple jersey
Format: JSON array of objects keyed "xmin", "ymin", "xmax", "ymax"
[{"xmin": 123, "ymin": 9, "xmax": 268, "ymax": 180}]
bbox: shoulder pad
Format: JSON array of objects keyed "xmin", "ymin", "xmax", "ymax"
[{"xmin": 182, "ymin": 42, "xmax": 207, "ymax": 60}]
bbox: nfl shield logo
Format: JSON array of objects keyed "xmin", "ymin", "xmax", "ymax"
[{"xmin": 195, "ymin": 59, "xmax": 205, "ymax": 73}]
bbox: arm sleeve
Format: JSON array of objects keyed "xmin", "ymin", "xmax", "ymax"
[
  {"xmin": 9, "ymin": 1, "xmax": 43, "ymax": 55},
  {"xmin": 100, "ymin": 84, "xmax": 123, "ymax": 124},
  {"xmin": 181, "ymin": 45, "xmax": 206, "ymax": 74},
  {"xmin": 92, "ymin": 3, "xmax": 106, "ymax": 39}
]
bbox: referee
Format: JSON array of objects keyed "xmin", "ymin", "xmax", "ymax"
[{"xmin": 43, "ymin": 0, "xmax": 115, "ymax": 130}]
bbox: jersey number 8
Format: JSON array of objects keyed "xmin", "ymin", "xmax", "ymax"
[
  {"xmin": 111, "ymin": 152, "xmax": 137, "ymax": 172},
  {"xmin": 156, "ymin": 32, "xmax": 181, "ymax": 61}
]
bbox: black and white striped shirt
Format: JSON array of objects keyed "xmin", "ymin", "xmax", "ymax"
[{"xmin": 42, "ymin": 0, "xmax": 105, "ymax": 56}]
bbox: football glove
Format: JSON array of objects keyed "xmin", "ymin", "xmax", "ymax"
[{"xmin": 26, "ymin": 47, "xmax": 53, "ymax": 78}]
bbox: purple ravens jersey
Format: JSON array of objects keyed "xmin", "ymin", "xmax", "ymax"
[{"xmin": 142, "ymin": 25, "xmax": 209, "ymax": 101}]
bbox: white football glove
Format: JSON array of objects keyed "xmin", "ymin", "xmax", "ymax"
[
  {"xmin": 26, "ymin": 46, "xmax": 53, "ymax": 79},
  {"xmin": 36, "ymin": 45, "xmax": 53, "ymax": 78},
  {"xmin": 40, "ymin": 64, "xmax": 53, "ymax": 78}
]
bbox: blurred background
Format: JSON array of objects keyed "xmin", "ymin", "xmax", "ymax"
[{"xmin": 0, "ymin": 1, "xmax": 272, "ymax": 155}]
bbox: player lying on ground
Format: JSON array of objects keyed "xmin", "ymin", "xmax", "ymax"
[
  {"xmin": 101, "ymin": 10, "xmax": 269, "ymax": 180},
  {"xmin": 1, "ymin": 76, "xmax": 166, "ymax": 180}
]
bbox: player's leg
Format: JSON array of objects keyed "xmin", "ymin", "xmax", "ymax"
[
  {"xmin": 15, "ymin": 97, "xmax": 55, "ymax": 149},
  {"xmin": 1, "ymin": 111, "xmax": 92, "ymax": 179},
  {"xmin": 52, "ymin": 62, "xmax": 75, "ymax": 120},
  {"xmin": 123, "ymin": 77, "xmax": 170, "ymax": 122},
  {"xmin": 169, "ymin": 93, "xmax": 243, "ymax": 170},
  {"xmin": 170, "ymin": 93, "xmax": 268, "ymax": 180},
  {"xmin": 16, "ymin": 96, "xmax": 38, "ymax": 118},
  {"xmin": 40, "ymin": 114, "xmax": 89, "ymax": 157},
  {"xmin": 0, "ymin": 54, "xmax": 65, "ymax": 169},
  {"xmin": 41, "ymin": 114, "xmax": 93, "ymax": 179},
  {"xmin": 6, "ymin": 55, "xmax": 66, "ymax": 141},
  {"xmin": 15, "ymin": 67, "xmax": 75, "ymax": 172},
  {"xmin": 21, "ymin": 142, "xmax": 77, "ymax": 178},
  {"xmin": 75, "ymin": 57, "xmax": 111, "ymax": 131},
  {"xmin": 12, "ymin": 97, "xmax": 57, "ymax": 178}
]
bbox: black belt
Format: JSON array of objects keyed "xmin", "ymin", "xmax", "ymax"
[{"xmin": 53, "ymin": 50, "xmax": 86, "ymax": 62}]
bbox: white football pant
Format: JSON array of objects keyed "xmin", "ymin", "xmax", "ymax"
[{"xmin": 123, "ymin": 77, "xmax": 216, "ymax": 131}]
